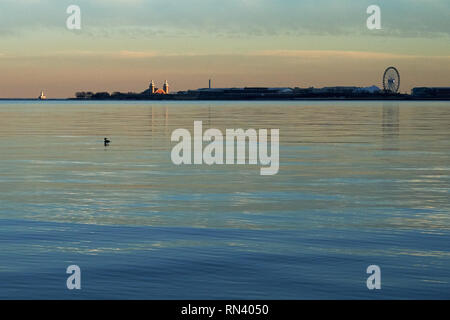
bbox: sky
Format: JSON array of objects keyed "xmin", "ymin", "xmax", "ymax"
[{"xmin": 0, "ymin": 0, "xmax": 449, "ymax": 98}]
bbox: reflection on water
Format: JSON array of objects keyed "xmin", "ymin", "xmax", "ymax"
[
  {"xmin": 382, "ymin": 102, "xmax": 400, "ymax": 138},
  {"xmin": 0, "ymin": 100, "xmax": 449, "ymax": 299}
]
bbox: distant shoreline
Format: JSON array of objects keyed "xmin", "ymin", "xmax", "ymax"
[{"xmin": 1, "ymin": 97, "xmax": 450, "ymax": 101}]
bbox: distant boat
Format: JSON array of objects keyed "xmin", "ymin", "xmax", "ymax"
[{"xmin": 38, "ymin": 91, "xmax": 47, "ymax": 100}]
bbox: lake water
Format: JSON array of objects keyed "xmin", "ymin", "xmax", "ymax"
[{"xmin": 0, "ymin": 100, "xmax": 449, "ymax": 299}]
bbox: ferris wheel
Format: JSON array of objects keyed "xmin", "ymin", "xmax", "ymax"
[{"xmin": 383, "ymin": 67, "xmax": 400, "ymax": 93}]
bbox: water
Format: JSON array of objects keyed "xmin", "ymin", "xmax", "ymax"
[{"xmin": 0, "ymin": 100, "xmax": 449, "ymax": 299}]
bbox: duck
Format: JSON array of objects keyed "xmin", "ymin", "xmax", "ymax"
[{"xmin": 104, "ymin": 138, "xmax": 111, "ymax": 146}]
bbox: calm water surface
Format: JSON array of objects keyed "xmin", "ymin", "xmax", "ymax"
[{"xmin": 0, "ymin": 100, "xmax": 449, "ymax": 299}]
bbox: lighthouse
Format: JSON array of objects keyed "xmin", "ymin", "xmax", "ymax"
[{"xmin": 38, "ymin": 91, "xmax": 47, "ymax": 100}]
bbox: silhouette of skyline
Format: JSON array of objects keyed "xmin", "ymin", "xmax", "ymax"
[{"xmin": 0, "ymin": 1, "xmax": 449, "ymax": 98}]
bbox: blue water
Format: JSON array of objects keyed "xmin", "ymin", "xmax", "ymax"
[{"xmin": 0, "ymin": 100, "xmax": 449, "ymax": 299}]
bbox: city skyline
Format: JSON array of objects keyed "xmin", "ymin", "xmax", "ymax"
[{"xmin": 0, "ymin": 0, "xmax": 449, "ymax": 98}]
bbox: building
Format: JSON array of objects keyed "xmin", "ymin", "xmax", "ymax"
[
  {"xmin": 147, "ymin": 80, "xmax": 169, "ymax": 95},
  {"xmin": 312, "ymin": 86, "xmax": 359, "ymax": 95},
  {"xmin": 412, "ymin": 87, "xmax": 450, "ymax": 98},
  {"xmin": 353, "ymin": 86, "xmax": 381, "ymax": 94},
  {"xmin": 185, "ymin": 87, "xmax": 294, "ymax": 99}
]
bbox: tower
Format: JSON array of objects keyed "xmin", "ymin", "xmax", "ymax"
[
  {"xmin": 209, "ymin": 79, "xmax": 212, "ymax": 89},
  {"xmin": 149, "ymin": 80, "xmax": 155, "ymax": 94},
  {"xmin": 163, "ymin": 80, "xmax": 169, "ymax": 94}
]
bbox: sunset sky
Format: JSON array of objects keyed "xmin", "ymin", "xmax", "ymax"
[{"xmin": 0, "ymin": 0, "xmax": 449, "ymax": 98}]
